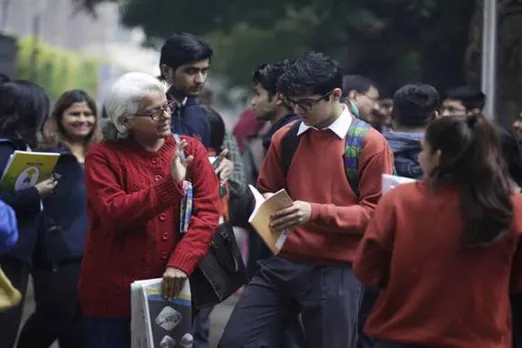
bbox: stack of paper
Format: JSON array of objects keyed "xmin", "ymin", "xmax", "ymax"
[
  {"xmin": 382, "ymin": 174, "xmax": 417, "ymax": 195},
  {"xmin": 131, "ymin": 279, "xmax": 192, "ymax": 348}
]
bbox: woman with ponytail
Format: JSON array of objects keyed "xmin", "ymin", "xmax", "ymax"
[{"xmin": 354, "ymin": 114, "xmax": 522, "ymax": 348}]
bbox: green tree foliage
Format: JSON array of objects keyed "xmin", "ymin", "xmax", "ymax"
[
  {"xmin": 75, "ymin": 0, "xmax": 475, "ymax": 96},
  {"xmin": 16, "ymin": 37, "xmax": 100, "ymax": 100}
]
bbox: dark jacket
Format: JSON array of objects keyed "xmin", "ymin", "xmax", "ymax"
[
  {"xmin": 167, "ymin": 89, "xmax": 211, "ymax": 148},
  {"xmin": 41, "ymin": 145, "xmax": 87, "ymax": 263},
  {"xmin": 383, "ymin": 130, "xmax": 424, "ymax": 179},
  {"xmin": 0, "ymin": 138, "xmax": 42, "ymax": 263},
  {"xmin": 262, "ymin": 113, "xmax": 298, "ymax": 151}
]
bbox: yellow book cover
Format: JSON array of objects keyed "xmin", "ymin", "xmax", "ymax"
[
  {"xmin": 248, "ymin": 185, "xmax": 294, "ymax": 255},
  {"xmin": 0, "ymin": 151, "xmax": 60, "ymax": 191}
]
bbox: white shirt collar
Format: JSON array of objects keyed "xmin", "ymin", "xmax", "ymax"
[{"xmin": 296, "ymin": 104, "xmax": 353, "ymax": 139}]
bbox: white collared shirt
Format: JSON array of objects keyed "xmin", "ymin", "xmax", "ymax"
[{"xmin": 296, "ymin": 104, "xmax": 353, "ymax": 139}]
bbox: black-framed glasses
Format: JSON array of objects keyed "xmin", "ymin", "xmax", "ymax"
[
  {"xmin": 283, "ymin": 90, "xmax": 334, "ymax": 112},
  {"xmin": 135, "ymin": 101, "xmax": 178, "ymax": 121}
]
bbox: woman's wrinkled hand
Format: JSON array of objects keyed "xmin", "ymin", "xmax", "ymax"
[
  {"xmin": 170, "ymin": 139, "xmax": 194, "ymax": 184},
  {"xmin": 162, "ymin": 267, "xmax": 188, "ymax": 300}
]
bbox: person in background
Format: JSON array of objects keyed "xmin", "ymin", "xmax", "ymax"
[
  {"xmin": 355, "ymin": 86, "xmax": 432, "ymax": 348},
  {"xmin": 514, "ymin": 112, "xmax": 522, "ymax": 141},
  {"xmin": 441, "ymin": 86, "xmax": 485, "ymax": 116},
  {"xmin": 191, "ymin": 105, "xmax": 232, "ymax": 348},
  {"xmin": 342, "ymin": 74, "xmax": 381, "ymax": 128},
  {"xmin": 384, "ymin": 84, "xmax": 439, "ymax": 179},
  {"xmin": 79, "ymin": 72, "xmax": 220, "ymax": 347},
  {"xmin": 354, "ymin": 114, "xmax": 522, "ymax": 348},
  {"xmin": 17, "ymin": 90, "xmax": 102, "ymax": 348},
  {"xmin": 243, "ymin": 61, "xmax": 299, "ymax": 273},
  {"xmin": 233, "ymin": 108, "xmax": 267, "ymax": 152},
  {"xmin": 251, "ymin": 62, "xmax": 298, "ymax": 153},
  {"xmin": 199, "ymin": 88, "xmax": 214, "ymax": 107},
  {"xmin": 0, "ymin": 199, "xmax": 18, "ymax": 254},
  {"xmin": 158, "ymin": 32, "xmax": 242, "ymax": 187},
  {"xmin": 0, "ymin": 80, "xmax": 56, "ymax": 348},
  {"xmin": 249, "ymin": 61, "xmax": 305, "ymax": 348},
  {"xmin": 220, "ymin": 52, "xmax": 394, "ymax": 348},
  {"xmin": 378, "ymin": 98, "xmax": 393, "ymax": 130},
  {"xmin": 359, "ymin": 83, "xmax": 439, "ymax": 348}
]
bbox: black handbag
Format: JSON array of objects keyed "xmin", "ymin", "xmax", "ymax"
[
  {"xmin": 189, "ymin": 222, "xmax": 248, "ymax": 309},
  {"xmin": 173, "ymin": 133, "xmax": 248, "ymax": 308}
]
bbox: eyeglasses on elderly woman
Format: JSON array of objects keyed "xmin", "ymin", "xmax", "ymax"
[{"xmin": 134, "ymin": 100, "xmax": 180, "ymax": 122}]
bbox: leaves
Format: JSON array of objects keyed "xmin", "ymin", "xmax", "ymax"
[{"xmin": 73, "ymin": 0, "xmax": 476, "ymax": 96}]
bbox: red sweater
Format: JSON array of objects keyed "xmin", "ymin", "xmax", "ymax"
[
  {"xmin": 353, "ymin": 183, "xmax": 522, "ymax": 348},
  {"xmin": 79, "ymin": 136, "xmax": 220, "ymax": 318},
  {"xmin": 257, "ymin": 121, "xmax": 394, "ymax": 264}
]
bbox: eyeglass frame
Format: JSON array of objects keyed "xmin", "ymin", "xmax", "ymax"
[
  {"xmin": 282, "ymin": 90, "xmax": 335, "ymax": 112},
  {"xmin": 134, "ymin": 100, "xmax": 180, "ymax": 122}
]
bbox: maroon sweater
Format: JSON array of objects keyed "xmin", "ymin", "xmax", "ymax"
[
  {"xmin": 257, "ymin": 120, "xmax": 394, "ymax": 264},
  {"xmin": 354, "ymin": 183, "xmax": 522, "ymax": 348},
  {"xmin": 79, "ymin": 136, "xmax": 220, "ymax": 318}
]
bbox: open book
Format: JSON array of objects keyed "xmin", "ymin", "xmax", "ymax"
[
  {"xmin": 131, "ymin": 279, "xmax": 192, "ymax": 348},
  {"xmin": 382, "ymin": 174, "xmax": 417, "ymax": 195},
  {"xmin": 248, "ymin": 185, "xmax": 294, "ymax": 255},
  {"xmin": 0, "ymin": 151, "xmax": 59, "ymax": 191}
]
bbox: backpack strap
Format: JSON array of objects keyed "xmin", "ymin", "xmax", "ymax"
[
  {"xmin": 344, "ymin": 118, "xmax": 371, "ymax": 196},
  {"xmin": 280, "ymin": 122, "xmax": 301, "ymax": 178}
]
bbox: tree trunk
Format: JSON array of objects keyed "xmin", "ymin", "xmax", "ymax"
[{"xmin": 466, "ymin": 0, "xmax": 522, "ymax": 127}]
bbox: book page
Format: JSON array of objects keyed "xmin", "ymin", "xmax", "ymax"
[
  {"xmin": 131, "ymin": 281, "xmax": 148, "ymax": 348},
  {"xmin": 248, "ymin": 185, "xmax": 293, "ymax": 254}
]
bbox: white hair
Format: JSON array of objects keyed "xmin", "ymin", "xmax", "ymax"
[{"xmin": 102, "ymin": 72, "xmax": 167, "ymax": 141}]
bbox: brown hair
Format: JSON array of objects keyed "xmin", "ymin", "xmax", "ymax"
[
  {"xmin": 41, "ymin": 89, "xmax": 102, "ymax": 150},
  {"xmin": 425, "ymin": 113, "xmax": 513, "ymax": 247}
]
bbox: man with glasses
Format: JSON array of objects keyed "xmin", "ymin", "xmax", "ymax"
[
  {"xmin": 219, "ymin": 52, "xmax": 394, "ymax": 348},
  {"xmin": 342, "ymin": 75, "xmax": 381, "ymax": 127},
  {"xmin": 440, "ymin": 86, "xmax": 485, "ymax": 116}
]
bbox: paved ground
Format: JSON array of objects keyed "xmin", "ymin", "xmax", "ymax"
[{"xmin": 19, "ymin": 278, "xmax": 238, "ymax": 348}]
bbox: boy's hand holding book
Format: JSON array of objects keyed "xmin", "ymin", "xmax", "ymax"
[{"xmin": 270, "ymin": 200, "xmax": 311, "ymax": 231}]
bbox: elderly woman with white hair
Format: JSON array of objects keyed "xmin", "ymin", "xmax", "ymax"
[{"xmin": 79, "ymin": 72, "xmax": 220, "ymax": 347}]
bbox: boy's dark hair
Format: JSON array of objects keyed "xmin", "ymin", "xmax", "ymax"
[
  {"xmin": 393, "ymin": 84, "xmax": 440, "ymax": 128},
  {"xmin": 277, "ymin": 52, "xmax": 343, "ymax": 98},
  {"xmin": 252, "ymin": 61, "xmax": 290, "ymax": 100},
  {"xmin": 342, "ymin": 75, "xmax": 378, "ymax": 99},
  {"xmin": 160, "ymin": 33, "xmax": 213, "ymax": 72},
  {"xmin": 444, "ymin": 86, "xmax": 486, "ymax": 112}
]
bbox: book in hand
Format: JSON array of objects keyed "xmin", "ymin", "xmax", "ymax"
[
  {"xmin": 382, "ymin": 174, "xmax": 416, "ymax": 195},
  {"xmin": 248, "ymin": 185, "xmax": 294, "ymax": 255},
  {"xmin": 131, "ymin": 278, "xmax": 192, "ymax": 348},
  {"xmin": 0, "ymin": 151, "xmax": 59, "ymax": 191}
]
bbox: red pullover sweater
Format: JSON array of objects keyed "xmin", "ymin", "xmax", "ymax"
[
  {"xmin": 79, "ymin": 136, "xmax": 220, "ymax": 318},
  {"xmin": 257, "ymin": 114, "xmax": 394, "ymax": 264},
  {"xmin": 354, "ymin": 182, "xmax": 522, "ymax": 348}
]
